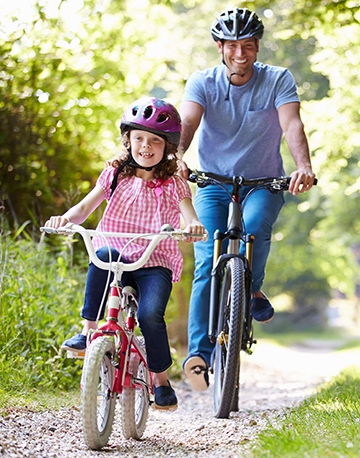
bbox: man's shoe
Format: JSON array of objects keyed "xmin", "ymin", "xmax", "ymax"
[
  {"xmin": 251, "ymin": 293, "xmax": 274, "ymax": 323},
  {"xmin": 153, "ymin": 381, "xmax": 178, "ymax": 411},
  {"xmin": 61, "ymin": 334, "xmax": 87, "ymax": 351},
  {"xmin": 183, "ymin": 356, "xmax": 209, "ymax": 391}
]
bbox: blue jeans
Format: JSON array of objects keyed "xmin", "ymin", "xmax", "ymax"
[
  {"xmin": 81, "ymin": 247, "xmax": 173, "ymax": 373},
  {"xmin": 186, "ymin": 185, "xmax": 284, "ymax": 366}
]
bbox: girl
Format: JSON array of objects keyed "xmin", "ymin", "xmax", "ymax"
[{"xmin": 45, "ymin": 97, "xmax": 205, "ymax": 410}]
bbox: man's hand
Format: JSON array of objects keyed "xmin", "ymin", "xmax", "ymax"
[
  {"xmin": 177, "ymin": 159, "xmax": 189, "ymax": 180},
  {"xmin": 289, "ymin": 167, "xmax": 316, "ymax": 196}
]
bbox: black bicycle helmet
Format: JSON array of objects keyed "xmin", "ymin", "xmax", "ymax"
[{"xmin": 211, "ymin": 7, "xmax": 264, "ymax": 42}]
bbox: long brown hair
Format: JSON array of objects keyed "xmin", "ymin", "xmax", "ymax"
[{"xmin": 106, "ymin": 131, "xmax": 179, "ymax": 180}]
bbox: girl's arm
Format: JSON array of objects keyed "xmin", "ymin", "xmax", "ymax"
[
  {"xmin": 44, "ymin": 184, "xmax": 106, "ymax": 229},
  {"xmin": 178, "ymin": 198, "xmax": 205, "ymax": 243}
]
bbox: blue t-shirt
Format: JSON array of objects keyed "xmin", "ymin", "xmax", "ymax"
[{"xmin": 182, "ymin": 62, "xmax": 300, "ymax": 178}]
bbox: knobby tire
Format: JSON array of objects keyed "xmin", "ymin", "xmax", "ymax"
[
  {"xmin": 213, "ymin": 257, "xmax": 245, "ymax": 418},
  {"xmin": 81, "ymin": 337, "xmax": 116, "ymax": 450}
]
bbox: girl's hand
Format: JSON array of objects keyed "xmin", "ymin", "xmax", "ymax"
[
  {"xmin": 183, "ymin": 221, "xmax": 205, "ymax": 243},
  {"xmin": 44, "ymin": 215, "xmax": 70, "ymax": 229}
]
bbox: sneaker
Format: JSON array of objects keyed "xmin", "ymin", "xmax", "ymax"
[
  {"xmin": 251, "ymin": 293, "xmax": 274, "ymax": 323},
  {"xmin": 183, "ymin": 356, "xmax": 209, "ymax": 391},
  {"xmin": 61, "ymin": 333, "xmax": 87, "ymax": 351},
  {"xmin": 153, "ymin": 380, "xmax": 178, "ymax": 411}
]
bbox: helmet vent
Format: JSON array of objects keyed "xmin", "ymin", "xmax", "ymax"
[
  {"xmin": 144, "ymin": 106, "xmax": 153, "ymax": 118},
  {"xmin": 157, "ymin": 112, "xmax": 170, "ymax": 123},
  {"xmin": 132, "ymin": 107, "xmax": 139, "ymax": 116}
]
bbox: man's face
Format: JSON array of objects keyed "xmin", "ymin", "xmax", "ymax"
[{"xmin": 218, "ymin": 37, "xmax": 259, "ymax": 77}]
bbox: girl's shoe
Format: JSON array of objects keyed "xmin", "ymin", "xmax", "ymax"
[
  {"xmin": 153, "ymin": 380, "xmax": 178, "ymax": 411},
  {"xmin": 61, "ymin": 334, "xmax": 87, "ymax": 351}
]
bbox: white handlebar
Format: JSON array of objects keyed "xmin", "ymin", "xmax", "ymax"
[{"xmin": 40, "ymin": 223, "xmax": 208, "ymax": 273}]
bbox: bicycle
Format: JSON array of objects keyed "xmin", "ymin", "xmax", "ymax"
[
  {"xmin": 40, "ymin": 223, "xmax": 207, "ymax": 450},
  {"xmin": 187, "ymin": 169, "xmax": 317, "ymax": 419}
]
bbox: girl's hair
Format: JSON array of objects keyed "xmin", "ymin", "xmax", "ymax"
[{"xmin": 106, "ymin": 131, "xmax": 178, "ymax": 179}]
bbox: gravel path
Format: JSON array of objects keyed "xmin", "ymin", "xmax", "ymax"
[{"xmin": 1, "ymin": 340, "xmax": 359, "ymax": 458}]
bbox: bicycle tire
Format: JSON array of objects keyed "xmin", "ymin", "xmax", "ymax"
[
  {"xmin": 213, "ymin": 257, "xmax": 245, "ymax": 418},
  {"xmin": 119, "ymin": 345, "xmax": 150, "ymax": 439},
  {"xmin": 81, "ymin": 337, "xmax": 116, "ymax": 450}
]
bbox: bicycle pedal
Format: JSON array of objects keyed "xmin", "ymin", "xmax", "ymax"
[{"xmin": 66, "ymin": 350, "xmax": 86, "ymax": 359}]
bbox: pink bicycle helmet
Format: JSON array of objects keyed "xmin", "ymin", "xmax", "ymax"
[{"xmin": 120, "ymin": 97, "xmax": 182, "ymax": 147}]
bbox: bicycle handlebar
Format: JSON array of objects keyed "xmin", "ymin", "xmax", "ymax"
[
  {"xmin": 187, "ymin": 168, "xmax": 317, "ymax": 191},
  {"xmin": 40, "ymin": 223, "xmax": 208, "ymax": 273}
]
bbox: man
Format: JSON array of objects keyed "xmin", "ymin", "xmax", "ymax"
[{"xmin": 177, "ymin": 7, "xmax": 315, "ymax": 391}]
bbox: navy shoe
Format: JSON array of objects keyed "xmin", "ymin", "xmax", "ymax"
[
  {"xmin": 153, "ymin": 380, "xmax": 178, "ymax": 411},
  {"xmin": 61, "ymin": 333, "xmax": 87, "ymax": 351},
  {"xmin": 251, "ymin": 293, "xmax": 274, "ymax": 323},
  {"xmin": 183, "ymin": 356, "xmax": 209, "ymax": 391}
]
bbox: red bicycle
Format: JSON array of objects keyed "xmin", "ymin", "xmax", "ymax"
[{"xmin": 41, "ymin": 223, "xmax": 207, "ymax": 449}]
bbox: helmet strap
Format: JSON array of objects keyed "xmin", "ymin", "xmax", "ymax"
[
  {"xmin": 221, "ymin": 42, "xmax": 250, "ymax": 101},
  {"xmin": 126, "ymin": 150, "xmax": 165, "ymax": 172}
]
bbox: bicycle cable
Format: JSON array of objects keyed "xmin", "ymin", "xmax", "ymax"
[{"xmin": 95, "ymin": 234, "xmax": 113, "ymax": 326}]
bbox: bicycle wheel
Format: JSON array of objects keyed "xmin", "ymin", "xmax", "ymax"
[
  {"xmin": 213, "ymin": 256, "xmax": 245, "ymax": 418},
  {"xmin": 119, "ymin": 347, "xmax": 150, "ymax": 439},
  {"xmin": 81, "ymin": 337, "xmax": 116, "ymax": 450}
]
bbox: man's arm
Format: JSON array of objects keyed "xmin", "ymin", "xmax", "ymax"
[
  {"xmin": 278, "ymin": 102, "xmax": 315, "ymax": 195},
  {"xmin": 177, "ymin": 100, "xmax": 204, "ymax": 179}
]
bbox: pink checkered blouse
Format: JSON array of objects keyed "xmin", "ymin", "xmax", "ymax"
[{"xmin": 92, "ymin": 167, "xmax": 192, "ymax": 282}]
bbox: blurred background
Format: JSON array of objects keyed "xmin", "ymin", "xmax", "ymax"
[{"xmin": 1, "ymin": 0, "xmax": 360, "ymax": 389}]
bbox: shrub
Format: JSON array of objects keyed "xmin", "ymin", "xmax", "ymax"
[{"xmin": 0, "ymin": 229, "xmax": 87, "ymax": 391}]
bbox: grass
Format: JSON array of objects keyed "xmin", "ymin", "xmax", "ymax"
[
  {"xmin": 0, "ymin": 386, "xmax": 80, "ymax": 415},
  {"xmin": 247, "ymin": 367, "xmax": 360, "ymax": 458}
]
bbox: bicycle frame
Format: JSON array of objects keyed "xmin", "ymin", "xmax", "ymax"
[
  {"xmin": 187, "ymin": 170, "xmax": 315, "ymax": 356},
  {"xmin": 187, "ymin": 169, "xmax": 317, "ymax": 418},
  {"xmin": 41, "ymin": 221, "xmax": 208, "ymax": 445},
  {"xmin": 208, "ymin": 177, "xmax": 255, "ymax": 354},
  {"xmin": 41, "ymin": 222, "xmax": 207, "ymax": 398},
  {"xmin": 87, "ymin": 282, "xmax": 150, "ymax": 396}
]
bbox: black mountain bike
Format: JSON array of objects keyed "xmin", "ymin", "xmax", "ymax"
[{"xmin": 188, "ymin": 169, "xmax": 316, "ymax": 419}]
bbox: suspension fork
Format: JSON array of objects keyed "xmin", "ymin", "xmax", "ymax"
[
  {"xmin": 243, "ymin": 234, "xmax": 255, "ymax": 348},
  {"xmin": 209, "ymin": 230, "xmax": 226, "ymax": 343}
]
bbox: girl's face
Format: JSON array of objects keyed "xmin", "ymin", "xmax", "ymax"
[{"xmin": 130, "ymin": 130, "xmax": 166, "ymax": 170}]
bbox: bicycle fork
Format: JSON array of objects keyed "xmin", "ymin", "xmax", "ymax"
[
  {"xmin": 87, "ymin": 282, "xmax": 150, "ymax": 396},
  {"xmin": 208, "ymin": 205, "xmax": 255, "ymax": 352}
]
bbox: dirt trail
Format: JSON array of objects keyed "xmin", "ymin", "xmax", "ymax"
[{"xmin": 1, "ymin": 340, "xmax": 359, "ymax": 457}]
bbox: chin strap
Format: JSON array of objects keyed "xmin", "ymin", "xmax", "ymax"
[
  {"xmin": 110, "ymin": 152, "xmax": 165, "ymax": 198},
  {"xmin": 225, "ymin": 73, "xmax": 236, "ymax": 101},
  {"xmin": 222, "ymin": 43, "xmax": 246, "ymax": 101},
  {"xmin": 224, "ymin": 70, "xmax": 248, "ymax": 101}
]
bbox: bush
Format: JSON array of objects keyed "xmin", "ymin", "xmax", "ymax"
[{"xmin": 0, "ymin": 229, "xmax": 88, "ymax": 392}]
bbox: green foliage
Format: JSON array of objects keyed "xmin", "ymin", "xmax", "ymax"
[
  {"xmin": 0, "ymin": 229, "xmax": 87, "ymax": 391},
  {"xmin": 1, "ymin": 0, "xmax": 359, "ymax": 322},
  {"xmin": 0, "ymin": 0, "xmax": 187, "ymax": 229},
  {"xmin": 249, "ymin": 367, "xmax": 360, "ymax": 457}
]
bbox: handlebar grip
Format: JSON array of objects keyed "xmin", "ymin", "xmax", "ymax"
[
  {"xmin": 179, "ymin": 230, "xmax": 209, "ymax": 242},
  {"xmin": 40, "ymin": 226, "xmax": 74, "ymax": 235},
  {"xmin": 40, "ymin": 227, "xmax": 58, "ymax": 234}
]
